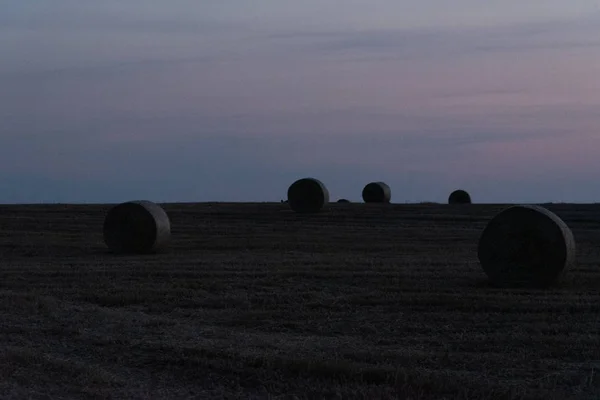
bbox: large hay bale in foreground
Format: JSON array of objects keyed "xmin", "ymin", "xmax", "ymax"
[
  {"xmin": 287, "ymin": 178, "xmax": 329, "ymax": 213},
  {"xmin": 477, "ymin": 205, "xmax": 576, "ymax": 287},
  {"xmin": 448, "ymin": 189, "xmax": 471, "ymax": 204},
  {"xmin": 103, "ymin": 200, "xmax": 171, "ymax": 254},
  {"xmin": 362, "ymin": 182, "xmax": 391, "ymax": 203}
]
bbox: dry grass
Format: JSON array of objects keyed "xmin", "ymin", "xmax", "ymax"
[{"xmin": 1, "ymin": 202, "xmax": 600, "ymax": 399}]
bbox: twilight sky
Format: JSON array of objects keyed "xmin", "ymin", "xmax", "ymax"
[{"xmin": 1, "ymin": 1, "xmax": 600, "ymax": 203}]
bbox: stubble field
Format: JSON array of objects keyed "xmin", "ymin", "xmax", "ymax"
[{"xmin": 1, "ymin": 202, "xmax": 600, "ymax": 399}]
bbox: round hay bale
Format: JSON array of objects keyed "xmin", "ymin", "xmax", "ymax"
[
  {"xmin": 477, "ymin": 205, "xmax": 576, "ymax": 287},
  {"xmin": 103, "ymin": 200, "xmax": 171, "ymax": 254},
  {"xmin": 448, "ymin": 189, "xmax": 471, "ymax": 204},
  {"xmin": 337, "ymin": 198, "xmax": 350, "ymax": 203},
  {"xmin": 287, "ymin": 178, "xmax": 329, "ymax": 213},
  {"xmin": 362, "ymin": 182, "xmax": 391, "ymax": 203}
]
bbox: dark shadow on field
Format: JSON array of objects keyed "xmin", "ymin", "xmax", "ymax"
[
  {"xmin": 467, "ymin": 272, "xmax": 600, "ymax": 291},
  {"xmin": 470, "ymin": 276, "xmax": 571, "ymax": 290},
  {"xmin": 0, "ymin": 245, "xmax": 175, "ymax": 260},
  {"xmin": 93, "ymin": 248, "xmax": 174, "ymax": 257}
]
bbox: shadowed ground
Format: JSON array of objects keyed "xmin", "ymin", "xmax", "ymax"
[{"xmin": 0, "ymin": 202, "xmax": 600, "ymax": 399}]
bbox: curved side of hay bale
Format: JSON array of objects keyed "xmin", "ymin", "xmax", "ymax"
[
  {"xmin": 337, "ymin": 199, "xmax": 350, "ymax": 203},
  {"xmin": 287, "ymin": 178, "xmax": 329, "ymax": 213},
  {"xmin": 362, "ymin": 182, "xmax": 391, "ymax": 203},
  {"xmin": 477, "ymin": 205, "xmax": 575, "ymax": 287},
  {"xmin": 103, "ymin": 200, "xmax": 171, "ymax": 254},
  {"xmin": 448, "ymin": 189, "xmax": 471, "ymax": 204}
]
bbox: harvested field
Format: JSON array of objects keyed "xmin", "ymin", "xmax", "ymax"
[{"xmin": 1, "ymin": 202, "xmax": 600, "ymax": 399}]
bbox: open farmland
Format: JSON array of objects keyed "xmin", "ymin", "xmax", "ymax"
[{"xmin": 1, "ymin": 203, "xmax": 600, "ymax": 399}]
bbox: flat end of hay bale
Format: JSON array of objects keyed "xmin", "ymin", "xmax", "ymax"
[
  {"xmin": 448, "ymin": 189, "xmax": 471, "ymax": 204},
  {"xmin": 287, "ymin": 178, "xmax": 329, "ymax": 213},
  {"xmin": 362, "ymin": 182, "xmax": 391, "ymax": 203},
  {"xmin": 103, "ymin": 200, "xmax": 171, "ymax": 254},
  {"xmin": 477, "ymin": 204, "xmax": 575, "ymax": 288}
]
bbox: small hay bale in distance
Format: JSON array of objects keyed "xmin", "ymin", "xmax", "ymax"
[
  {"xmin": 103, "ymin": 200, "xmax": 171, "ymax": 254},
  {"xmin": 287, "ymin": 178, "xmax": 329, "ymax": 213},
  {"xmin": 448, "ymin": 189, "xmax": 471, "ymax": 204},
  {"xmin": 337, "ymin": 198, "xmax": 350, "ymax": 203},
  {"xmin": 362, "ymin": 182, "xmax": 391, "ymax": 203},
  {"xmin": 477, "ymin": 205, "xmax": 575, "ymax": 288}
]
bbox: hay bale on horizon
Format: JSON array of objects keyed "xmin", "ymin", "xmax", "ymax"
[
  {"xmin": 362, "ymin": 182, "xmax": 391, "ymax": 203},
  {"xmin": 448, "ymin": 189, "xmax": 471, "ymax": 204},
  {"xmin": 103, "ymin": 200, "xmax": 171, "ymax": 254},
  {"xmin": 337, "ymin": 198, "xmax": 350, "ymax": 203},
  {"xmin": 477, "ymin": 205, "xmax": 576, "ymax": 288},
  {"xmin": 287, "ymin": 178, "xmax": 329, "ymax": 213}
]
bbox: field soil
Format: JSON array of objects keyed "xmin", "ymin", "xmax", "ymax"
[{"xmin": 1, "ymin": 202, "xmax": 600, "ymax": 399}]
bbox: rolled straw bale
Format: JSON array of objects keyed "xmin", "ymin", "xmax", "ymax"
[
  {"xmin": 362, "ymin": 182, "xmax": 391, "ymax": 203},
  {"xmin": 448, "ymin": 189, "xmax": 471, "ymax": 204},
  {"xmin": 477, "ymin": 205, "xmax": 575, "ymax": 287},
  {"xmin": 287, "ymin": 178, "xmax": 329, "ymax": 213},
  {"xmin": 103, "ymin": 200, "xmax": 171, "ymax": 254},
  {"xmin": 337, "ymin": 199, "xmax": 350, "ymax": 203}
]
